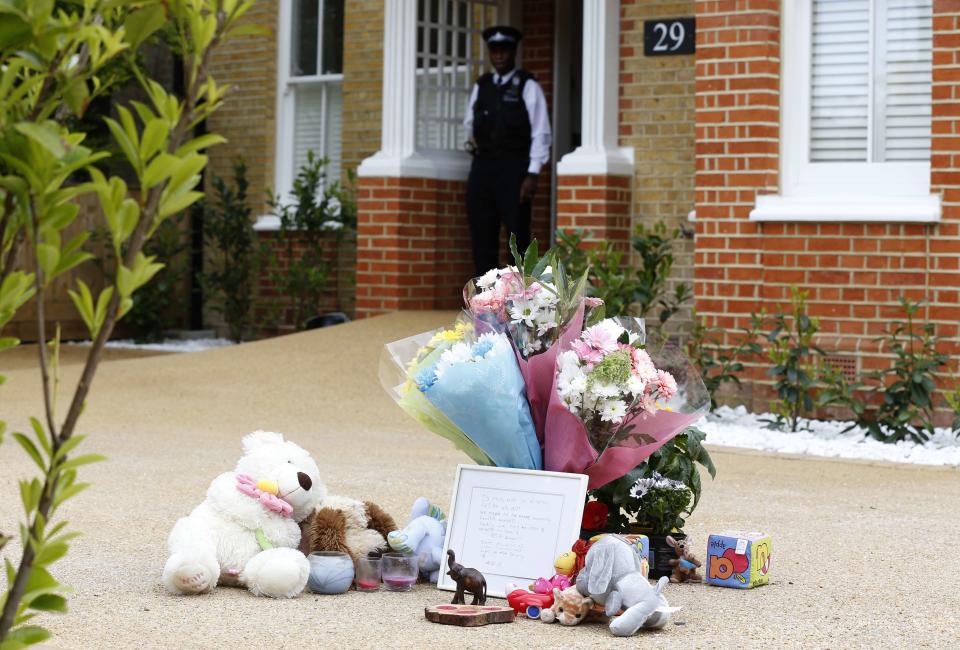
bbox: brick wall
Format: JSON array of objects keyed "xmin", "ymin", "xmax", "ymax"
[
  {"xmin": 356, "ymin": 177, "xmax": 471, "ymax": 316},
  {"xmin": 620, "ymin": 0, "xmax": 697, "ymax": 320},
  {"xmin": 694, "ymin": 0, "xmax": 960, "ymax": 422},
  {"xmin": 556, "ymin": 175, "xmax": 632, "ymax": 251},
  {"xmin": 205, "ymin": 0, "xmax": 278, "ymax": 207},
  {"xmin": 342, "ymin": 1, "xmax": 384, "ymax": 177}
]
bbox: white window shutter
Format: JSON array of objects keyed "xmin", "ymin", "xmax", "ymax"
[
  {"xmin": 877, "ymin": 0, "xmax": 932, "ymax": 162},
  {"xmin": 324, "ymin": 83, "xmax": 343, "ymax": 183},
  {"xmin": 809, "ymin": 0, "xmax": 871, "ymax": 162},
  {"xmin": 293, "ymin": 85, "xmax": 325, "ymax": 174}
]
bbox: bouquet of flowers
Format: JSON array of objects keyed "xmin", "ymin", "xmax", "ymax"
[
  {"xmin": 545, "ymin": 318, "xmax": 709, "ymax": 489},
  {"xmin": 380, "ymin": 318, "xmax": 542, "ymax": 470},
  {"xmin": 463, "ymin": 238, "xmax": 600, "ymax": 442}
]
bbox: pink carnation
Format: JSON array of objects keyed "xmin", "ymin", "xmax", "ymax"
[
  {"xmin": 654, "ymin": 369, "xmax": 677, "ymax": 401},
  {"xmin": 629, "ymin": 346, "xmax": 657, "ymax": 382},
  {"xmin": 470, "ymin": 289, "xmax": 506, "ymax": 317},
  {"xmin": 583, "ymin": 296, "xmax": 604, "ymax": 308},
  {"xmin": 637, "ymin": 393, "xmax": 657, "ymax": 415}
]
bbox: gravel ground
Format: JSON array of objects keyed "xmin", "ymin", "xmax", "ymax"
[{"xmin": 2, "ymin": 312, "xmax": 959, "ymax": 649}]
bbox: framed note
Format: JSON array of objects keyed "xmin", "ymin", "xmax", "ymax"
[{"xmin": 437, "ymin": 465, "xmax": 589, "ymax": 598}]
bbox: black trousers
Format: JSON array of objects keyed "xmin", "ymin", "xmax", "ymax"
[{"xmin": 466, "ymin": 155, "xmax": 532, "ymax": 277}]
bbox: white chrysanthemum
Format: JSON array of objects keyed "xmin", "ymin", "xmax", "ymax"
[
  {"xmin": 434, "ymin": 342, "xmax": 473, "ymax": 379},
  {"xmin": 627, "ymin": 374, "xmax": 646, "ymax": 396},
  {"xmin": 600, "ymin": 399, "xmax": 627, "ymax": 423},
  {"xmin": 320, "ymin": 220, "xmax": 343, "ymax": 231},
  {"xmin": 509, "ymin": 296, "xmax": 540, "ymax": 327}
]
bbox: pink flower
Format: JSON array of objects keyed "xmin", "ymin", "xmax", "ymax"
[
  {"xmin": 572, "ymin": 339, "xmax": 604, "ymax": 364},
  {"xmin": 654, "ymin": 369, "xmax": 678, "ymax": 401},
  {"xmin": 583, "ymin": 297, "xmax": 604, "ymax": 308},
  {"xmin": 581, "ymin": 322, "xmax": 621, "ymax": 354},
  {"xmin": 637, "ymin": 393, "xmax": 657, "ymax": 415},
  {"xmin": 470, "ymin": 291, "xmax": 506, "ymax": 317},
  {"xmin": 629, "ymin": 346, "xmax": 657, "ymax": 382}
]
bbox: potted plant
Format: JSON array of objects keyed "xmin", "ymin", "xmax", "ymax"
[{"xmin": 583, "ymin": 427, "xmax": 716, "ymax": 579}]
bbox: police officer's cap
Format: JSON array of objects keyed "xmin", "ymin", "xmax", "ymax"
[{"xmin": 482, "ymin": 25, "xmax": 522, "ymax": 47}]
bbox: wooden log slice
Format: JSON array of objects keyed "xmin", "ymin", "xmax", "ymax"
[{"xmin": 424, "ymin": 604, "xmax": 516, "ymax": 627}]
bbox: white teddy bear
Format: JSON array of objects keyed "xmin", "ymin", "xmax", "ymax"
[{"xmin": 162, "ymin": 431, "xmax": 326, "ymax": 598}]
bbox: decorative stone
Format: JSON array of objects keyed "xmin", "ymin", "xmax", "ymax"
[{"xmin": 424, "ymin": 605, "xmax": 516, "ymax": 627}]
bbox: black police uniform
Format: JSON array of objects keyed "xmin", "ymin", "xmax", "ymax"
[{"xmin": 466, "ymin": 69, "xmax": 536, "ymax": 276}]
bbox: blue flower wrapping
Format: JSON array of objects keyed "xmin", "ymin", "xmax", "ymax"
[{"xmin": 421, "ymin": 337, "xmax": 542, "ymax": 470}]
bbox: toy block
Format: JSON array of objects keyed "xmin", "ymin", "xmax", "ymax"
[{"xmin": 705, "ymin": 531, "xmax": 772, "ymax": 589}]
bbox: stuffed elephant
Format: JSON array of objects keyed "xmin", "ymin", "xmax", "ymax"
[{"xmin": 575, "ymin": 535, "xmax": 680, "ymax": 636}]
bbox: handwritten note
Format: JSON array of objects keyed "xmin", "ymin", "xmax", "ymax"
[{"xmin": 460, "ymin": 487, "xmax": 564, "ymax": 578}]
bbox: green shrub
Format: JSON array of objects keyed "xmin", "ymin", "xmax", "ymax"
[
  {"xmin": 764, "ymin": 287, "xmax": 823, "ymax": 432},
  {"xmin": 268, "ymin": 152, "xmax": 352, "ymax": 330},
  {"xmin": 686, "ymin": 310, "xmax": 764, "ymax": 411},
  {"xmin": 201, "ymin": 162, "xmax": 267, "ymax": 342},
  {"xmin": 554, "ymin": 221, "xmax": 691, "ymax": 326}
]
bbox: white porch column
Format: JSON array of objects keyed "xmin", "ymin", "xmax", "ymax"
[
  {"xmin": 557, "ymin": 0, "xmax": 634, "ymax": 176},
  {"xmin": 357, "ymin": 0, "xmax": 470, "ymax": 180}
]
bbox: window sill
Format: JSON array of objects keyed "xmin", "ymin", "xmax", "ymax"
[
  {"xmin": 749, "ymin": 194, "xmax": 942, "ymax": 223},
  {"xmin": 357, "ymin": 149, "xmax": 471, "ymax": 181},
  {"xmin": 253, "ymin": 215, "xmax": 280, "ymax": 232}
]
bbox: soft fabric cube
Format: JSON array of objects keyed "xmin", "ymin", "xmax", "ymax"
[
  {"xmin": 587, "ymin": 533, "xmax": 650, "ymax": 578},
  {"xmin": 705, "ymin": 531, "xmax": 771, "ymax": 589}
]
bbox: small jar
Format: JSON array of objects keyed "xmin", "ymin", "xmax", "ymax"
[{"xmin": 307, "ymin": 551, "xmax": 355, "ymax": 594}]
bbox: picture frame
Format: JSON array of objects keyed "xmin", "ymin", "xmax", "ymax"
[{"xmin": 437, "ymin": 464, "xmax": 589, "ymax": 598}]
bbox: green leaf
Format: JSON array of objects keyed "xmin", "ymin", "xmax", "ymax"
[
  {"xmin": 2, "ymin": 624, "xmax": 51, "ymax": 647},
  {"xmin": 124, "ymin": 4, "xmax": 166, "ymax": 50},
  {"xmin": 28, "ymin": 417, "xmax": 51, "ymax": 458},
  {"xmin": 157, "ymin": 189, "xmax": 202, "ymax": 219},
  {"xmin": 175, "ymin": 133, "xmax": 226, "ymax": 157},
  {"xmin": 28, "ymin": 593, "xmax": 66, "ymax": 613},
  {"xmin": 52, "ymin": 434, "xmax": 85, "ymax": 463},
  {"xmin": 104, "ymin": 116, "xmax": 140, "ymax": 171},
  {"xmin": 12, "ymin": 433, "xmax": 45, "ymax": 471},
  {"xmin": 15, "ymin": 122, "xmax": 66, "ymax": 158},
  {"xmin": 34, "ymin": 542, "xmax": 69, "ymax": 566},
  {"xmin": 35, "ymin": 243, "xmax": 60, "ymax": 279},
  {"xmin": 57, "ymin": 453, "xmax": 106, "ymax": 474}
]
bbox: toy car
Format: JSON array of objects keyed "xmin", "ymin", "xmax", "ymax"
[{"xmin": 506, "ymin": 588, "xmax": 554, "ymax": 619}]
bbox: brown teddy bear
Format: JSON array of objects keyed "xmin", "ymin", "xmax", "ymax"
[
  {"xmin": 540, "ymin": 586, "xmax": 605, "ymax": 626},
  {"xmin": 299, "ymin": 496, "xmax": 397, "ymax": 561}
]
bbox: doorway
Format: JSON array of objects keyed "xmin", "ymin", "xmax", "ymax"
[{"xmin": 551, "ymin": 0, "xmax": 583, "ymax": 234}]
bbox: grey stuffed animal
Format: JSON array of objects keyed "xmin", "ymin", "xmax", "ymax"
[{"xmin": 575, "ymin": 535, "xmax": 680, "ymax": 636}]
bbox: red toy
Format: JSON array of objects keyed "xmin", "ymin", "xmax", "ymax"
[{"xmin": 506, "ymin": 588, "xmax": 554, "ymax": 619}]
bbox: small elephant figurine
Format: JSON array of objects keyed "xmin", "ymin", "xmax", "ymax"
[
  {"xmin": 666, "ymin": 535, "xmax": 702, "ymax": 583},
  {"xmin": 446, "ymin": 549, "xmax": 487, "ymax": 605}
]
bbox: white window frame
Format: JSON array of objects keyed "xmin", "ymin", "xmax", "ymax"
[
  {"xmin": 260, "ymin": 0, "xmax": 343, "ymax": 230},
  {"xmin": 751, "ymin": 0, "xmax": 940, "ymax": 223},
  {"xmin": 358, "ymin": 0, "xmax": 516, "ymax": 181}
]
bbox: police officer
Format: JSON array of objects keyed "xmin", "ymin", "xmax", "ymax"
[{"xmin": 464, "ymin": 25, "xmax": 552, "ymax": 276}]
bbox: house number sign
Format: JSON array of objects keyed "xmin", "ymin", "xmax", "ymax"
[{"xmin": 643, "ymin": 17, "xmax": 695, "ymax": 56}]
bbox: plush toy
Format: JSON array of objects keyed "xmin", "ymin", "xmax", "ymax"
[
  {"xmin": 666, "ymin": 535, "xmax": 702, "ymax": 583},
  {"xmin": 540, "ymin": 586, "xmax": 596, "ymax": 626},
  {"xmin": 303, "ymin": 496, "xmax": 397, "ymax": 561},
  {"xmin": 162, "ymin": 431, "xmax": 325, "ymax": 598},
  {"xmin": 386, "ymin": 497, "xmax": 446, "ymax": 582},
  {"xmin": 575, "ymin": 535, "xmax": 680, "ymax": 636}
]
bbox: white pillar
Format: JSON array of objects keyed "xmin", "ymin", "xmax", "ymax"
[
  {"xmin": 357, "ymin": 0, "xmax": 471, "ymax": 180},
  {"xmin": 557, "ymin": 0, "xmax": 634, "ymax": 176}
]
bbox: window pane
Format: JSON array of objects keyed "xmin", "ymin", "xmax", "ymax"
[
  {"xmin": 879, "ymin": 0, "xmax": 932, "ymax": 162},
  {"xmin": 415, "ymin": 0, "xmax": 498, "ymax": 150},
  {"xmin": 293, "ymin": 83, "xmax": 343, "ymax": 185},
  {"xmin": 293, "ymin": 0, "xmax": 319, "ymax": 77},
  {"xmin": 809, "ymin": 0, "xmax": 870, "ymax": 162},
  {"xmin": 322, "ymin": 0, "xmax": 345, "ymax": 74}
]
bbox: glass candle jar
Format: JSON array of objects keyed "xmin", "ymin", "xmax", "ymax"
[
  {"xmin": 307, "ymin": 551, "xmax": 355, "ymax": 594},
  {"xmin": 381, "ymin": 553, "xmax": 419, "ymax": 592}
]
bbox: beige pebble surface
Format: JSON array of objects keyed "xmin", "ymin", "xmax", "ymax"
[{"xmin": 2, "ymin": 312, "xmax": 959, "ymax": 649}]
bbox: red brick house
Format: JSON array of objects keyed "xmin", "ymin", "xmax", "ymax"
[{"xmin": 206, "ymin": 0, "xmax": 959, "ymax": 411}]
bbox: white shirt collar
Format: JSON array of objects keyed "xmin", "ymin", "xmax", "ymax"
[{"xmin": 493, "ymin": 68, "xmax": 517, "ymax": 85}]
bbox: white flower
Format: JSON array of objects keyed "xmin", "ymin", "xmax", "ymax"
[
  {"xmin": 599, "ymin": 399, "xmax": 627, "ymax": 423},
  {"xmin": 630, "ymin": 472, "xmax": 686, "ymax": 499},
  {"xmin": 627, "ymin": 374, "xmax": 646, "ymax": 396},
  {"xmin": 476, "ymin": 267, "xmax": 505, "ymax": 290},
  {"xmin": 320, "ymin": 220, "xmax": 343, "ymax": 231},
  {"xmin": 434, "ymin": 342, "xmax": 473, "ymax": 379},
  {"xmin": 509, "ymin": 296, "xmax": 540, "ymax": 328}
]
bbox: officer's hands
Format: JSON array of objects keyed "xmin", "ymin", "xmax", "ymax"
[{"xmin": 520, "ymin": 175, "xmax": 538, "ymax": 203}]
